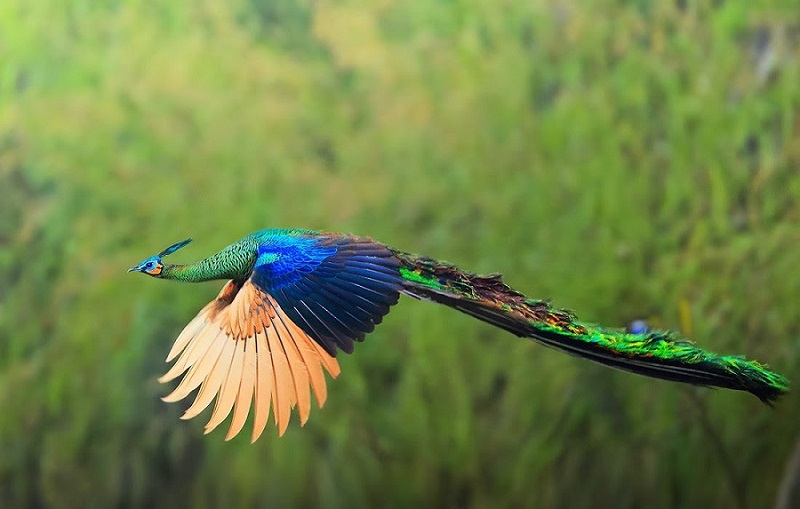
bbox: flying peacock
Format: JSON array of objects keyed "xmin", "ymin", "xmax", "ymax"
[{"xmin": 129, "ymin": 229, "xmax": 788, "ymax": 442}]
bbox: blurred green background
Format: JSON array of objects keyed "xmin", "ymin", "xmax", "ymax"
[{"xmin": 2, "ymin": 0, "xmax": 799, "ymax": 508}]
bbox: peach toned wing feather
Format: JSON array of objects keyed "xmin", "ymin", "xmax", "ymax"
[{"xmin": 159, "ymin": 279, "xmax": 340, "ymax": 442}]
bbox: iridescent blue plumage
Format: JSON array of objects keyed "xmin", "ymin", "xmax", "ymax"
[
  {"xmin": 252, "ymin": 233, "xmax": 403, "ymax": 354},
  {"xmin": 253, "ymin": 234, "xmax": 337, "ymax": 290}
]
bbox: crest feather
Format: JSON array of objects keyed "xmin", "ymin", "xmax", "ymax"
[{"xmin": 159, "ymin": 238, "xmax": 193, "ymax": 257}]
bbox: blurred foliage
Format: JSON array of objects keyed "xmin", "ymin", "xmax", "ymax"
[{"xmin": 1, "ymin": 0, "xmax": 800, "ymax": 508}]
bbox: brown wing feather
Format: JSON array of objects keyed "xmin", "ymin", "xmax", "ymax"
[
  {"xmin": 226, "ymin": 339, "xmax": 256, "ymax": 441},
  {"xmin": 160, "ymin": 279, "xmax": 340, "ymax": 441},
  {"xmin": 268, "ymin": 297, "xmax": 312, "ymax": 425},
  {"xmin": 251, "ymin": 331, "xmax": 273, "ymax": 442}
]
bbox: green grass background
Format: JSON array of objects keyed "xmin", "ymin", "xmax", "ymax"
[{"xmin": 1, "ymin": 1, "xmax": 799, "ymax": 508}]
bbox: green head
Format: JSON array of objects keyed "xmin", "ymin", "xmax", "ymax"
[{"xmin": 128, "ymin": 238, "xmax": 192, "ymax": 278}]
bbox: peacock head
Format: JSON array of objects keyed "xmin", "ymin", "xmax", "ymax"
[{"xmin": 128, "ymin": 238, "xmax": 192, "ymax": 278}]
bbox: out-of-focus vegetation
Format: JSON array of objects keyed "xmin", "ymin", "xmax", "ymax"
[{"xmin": 1, "ymin": 0, "xmax": 799, "ymax": 507}]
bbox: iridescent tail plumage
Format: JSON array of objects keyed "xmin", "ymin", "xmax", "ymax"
[{"xmin": 394, "ymin": 251, "xmax": 788, "ymax": 404}]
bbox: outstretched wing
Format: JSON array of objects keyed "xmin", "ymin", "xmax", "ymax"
[
  {"xmin": 159, "ymin": 279, "xmax": 341, "ymax": 442},
  {"xmin": 159, "ymin": 233, "xmax": 404, "ymax": 441},
  {"xmin": 252, "ymin": 234, "xmax": 404, "ymax": 354}
]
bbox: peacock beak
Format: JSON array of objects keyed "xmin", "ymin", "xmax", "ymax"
[{"xmin": 128, "ymin": 262, "xmax": 145, "ymax": 273}]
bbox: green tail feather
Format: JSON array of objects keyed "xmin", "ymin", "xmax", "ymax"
[{"xmin": 393, "ymin": 251, "xmax": 788, "ymax": 404}]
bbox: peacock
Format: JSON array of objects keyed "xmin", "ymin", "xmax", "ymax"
[{"xmin": 129, "ymin": 229, "xmax": 788, "ymax": 442}]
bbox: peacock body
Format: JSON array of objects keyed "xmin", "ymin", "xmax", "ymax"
[{"xmin": 129, "ymin": 229, "xmax": 788, "ymax": 442}]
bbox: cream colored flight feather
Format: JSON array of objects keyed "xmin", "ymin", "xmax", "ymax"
[{"xmin": 158, "ymin": 280, "xmax": 340, "ymax": 442}]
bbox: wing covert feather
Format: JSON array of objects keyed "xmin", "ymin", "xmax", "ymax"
[{"xmin": 251, "ymin": 234, "xmax": 404, "ymax": 355}]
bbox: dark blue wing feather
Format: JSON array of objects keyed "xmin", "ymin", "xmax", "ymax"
[{"xmin": 251, "ymin": 233, "xmax": 403, "ymax": 354}]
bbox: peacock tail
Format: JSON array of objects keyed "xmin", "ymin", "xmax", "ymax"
[
  {"xmin": 393, "ymin": 251, "xmax": 788, "ymax": 404},
  {"xmin": 129, "ymin": 229, "xmax": 788, "ymax": 442}
]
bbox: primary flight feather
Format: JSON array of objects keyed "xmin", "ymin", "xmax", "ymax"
[{"xmin": 129, "ymin": 229, "xmax": 788, "ymax": 442}]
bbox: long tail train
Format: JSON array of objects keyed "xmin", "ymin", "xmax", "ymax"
[{"xmin": 393, "ymin": 251, "xmax": 788, "ymax": 404}]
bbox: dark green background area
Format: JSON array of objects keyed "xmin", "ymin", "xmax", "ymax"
[{"xmin": 1, "ymin": 1, "xmax": 799, "ymax": 508}]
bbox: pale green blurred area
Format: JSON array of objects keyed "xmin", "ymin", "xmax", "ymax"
[{"xmin": 2, "ymin": 0, "xmax": 800, "ymax": 507}]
